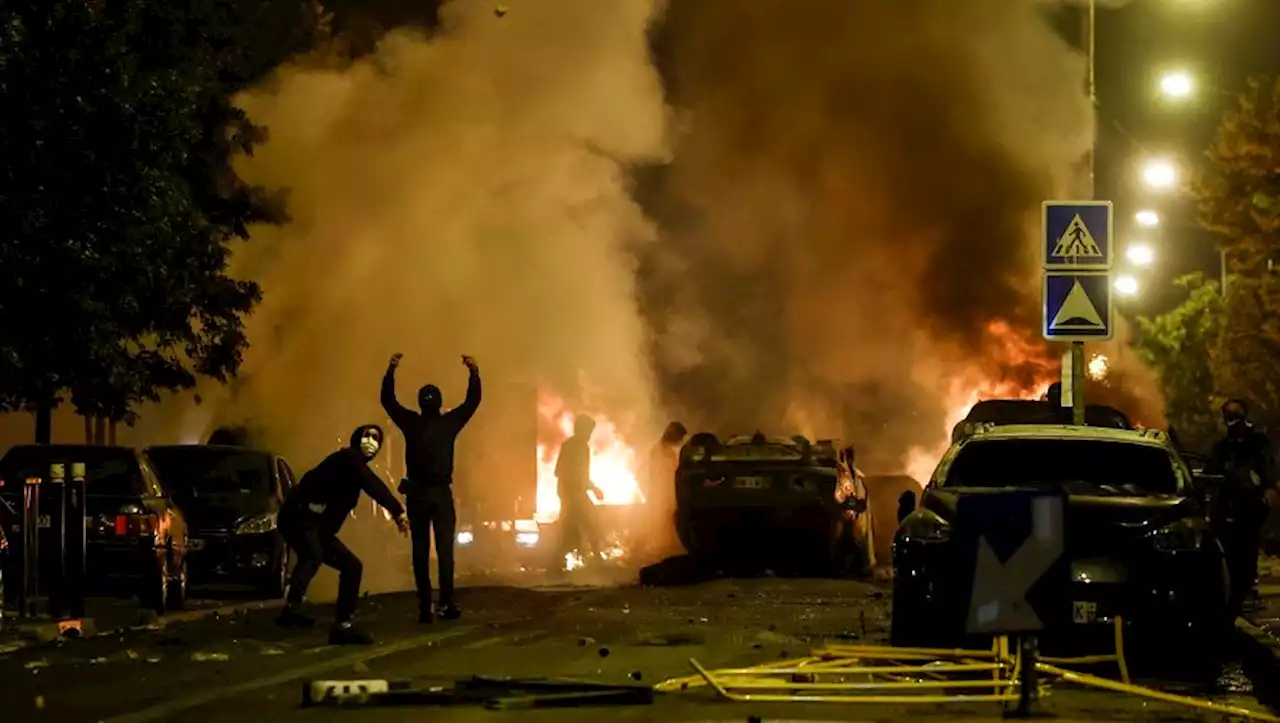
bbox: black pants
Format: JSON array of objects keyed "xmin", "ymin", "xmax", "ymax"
[
  {"xmin": 1225, "ymin": 499, "xmax": 1267, "ymax": 617},
  {"xmin": 560, "ymin": 499, "xmax": 598, "ymax": 559},
  {"xmin": 406, "ymin": 485, "xmax": 457, "ymax": 609},
  {"xmin": 279, "ymin": 506, "xmax": 362, "ymax": 623}
]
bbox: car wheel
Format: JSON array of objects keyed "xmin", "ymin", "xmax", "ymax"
[
  {"xmin": 261, "ymin": 548, "xmax": 289, "ymax": 599},
  {"xmin": 141, "ymin": 561, "xmax": 168, "ymax": 616},
  {"xmin": 166, "ymin": 558, "xmax": 188, "ymax": 611},
  {"xmin": 890, "ymin": 574, "xmax": 938, "ymax": 648}
]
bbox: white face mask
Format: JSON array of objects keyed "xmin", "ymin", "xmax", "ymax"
[{"xmin": 359, "ymin": 431, "xmax": 381, "ymax": 458}]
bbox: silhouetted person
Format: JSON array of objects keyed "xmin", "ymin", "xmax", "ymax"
[
  {"xmin": 381, "ymin": 353, "xmax": 481, "ymax": 622},
  {"xmin": 557, "ymin": 415, "xmax": 604, "ymax": 567},
  {"xmin": 644, "ymin": 422, "xmax": 687, "ymax": 559},
  {"xmin": 1207, "ymin": 398, "xmax": 1277, "ymax": 617},
  {"xmin": 277, "ymin": 424, "xmax": 407, "ymax": 644}
]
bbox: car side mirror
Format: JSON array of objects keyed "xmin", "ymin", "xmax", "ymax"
[{"xmin": 897, "ymin": 490, "xmax": 917, "ymax": 524}]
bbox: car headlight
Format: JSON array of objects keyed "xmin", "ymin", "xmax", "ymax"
[
  {"xmin": 235, "ymin": 513, "xmax": 278, "ymax": 535},
  {"xmin": 515, "ymin": 531, "xmax": 539, "ymax": 547},
  {"xmin": 456, "ymin": 530, "xmax": 474, "ymax": 546},
  {"xmin": 900, "ymin": 511, "xmax": 950, "ymax": 543},
  {"xmin": 1148, "ymin": 518, "xmax": 1205, "ymax": 553}
]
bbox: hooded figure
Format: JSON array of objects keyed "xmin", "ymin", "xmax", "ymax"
[
  {"xmin": 276, "ymin": 424, "xmax": 407, "ymax": 645},
  {"xmin": 381, "ymin": 353, "xmax": 481, "ymax": 622},
  {"xmin": 1207, "ymin": 398, "xmax": 1278, "ymax": 617}
]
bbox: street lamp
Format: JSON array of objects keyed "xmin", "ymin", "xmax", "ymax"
[
  {"xmin": 1135, "ymin": 210, "xmax": 1160, "ymax": 228},
  {"xmin": 1115, "ymin": 274, "xmax": 1139, "ymax": 297},
  {"xmin": 1141, "ymin": 158, "xmax": 1178, "ymax": 190},
  {"xmin": 1125, "ymin": 243, "xmax": 1154, "ymax": 267},
  {"xmin": 1159, "ymin": 71, "xmax": 1194, "ymax": 100}
]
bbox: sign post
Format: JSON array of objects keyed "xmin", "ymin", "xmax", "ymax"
[
  {"xmin": 1042, "ymin": 200, "xmax": 1114, "ymax": 425},
  {"xmin": 954, "ymin": 491, "xmax": 1067, "ymax": 717}
]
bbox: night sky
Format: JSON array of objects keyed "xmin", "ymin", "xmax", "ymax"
[{"xmin": 1078, "ymin": 0, "xmax": 1280, "ymax": 316}]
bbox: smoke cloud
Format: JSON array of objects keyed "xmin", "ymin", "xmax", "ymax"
[
  {"xmin": 632, "ymin": 0, "xmax": 1159, "ymax": 472},
  {"xmin": 139, "ymin": 0, "xmax": 671, "ymax": 594}
]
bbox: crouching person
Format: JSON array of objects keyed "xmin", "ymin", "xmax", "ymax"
[{"xmin": 277, "ymin": 424, "xmax": 408, "ymax": 644}]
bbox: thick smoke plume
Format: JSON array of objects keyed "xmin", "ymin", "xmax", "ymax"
[
  {"xmin": 142, "ymin": 0, "xmax": 670, "ymax": 594},
  {"xmin": 634, "ymin": 0, "xmax": 1160, "ymax": 473}
]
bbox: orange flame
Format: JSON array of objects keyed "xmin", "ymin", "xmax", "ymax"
[
  {"xmin": 535, "ymin": 391, "xmax": 643, "ymax": 523},
  {"xmin": 901, "ymin": 320, "xmax": 1057, "ymax": 484}
]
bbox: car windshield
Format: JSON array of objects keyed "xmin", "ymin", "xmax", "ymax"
[
  {"xmin": 0, "ymin": 446, "xmax": 143, "ymax": 497},
  {"xmin": 943, "ymin": 438, "xmax": 1180, "ymax": 495},
  {"xmin": 146, "ymin": 447, "xmax": 273, "ymax": 502}
]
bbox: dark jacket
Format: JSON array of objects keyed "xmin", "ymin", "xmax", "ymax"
[
  {"xmin": 288, "ymin": 424, "xmax": 404, "ymax": 534},
  {"xmin": 381, "ymin": 366, "xmax": 482, "ymax": 493},
  {"xmin": 1207, "ymin": 423, "xmax": 1277, "ymax": 498},
  {"xmin": 556, "ymin": 434, "xmax": 592, "ymax": 506}
]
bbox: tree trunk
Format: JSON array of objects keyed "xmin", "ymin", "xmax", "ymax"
[
  {"xmin": 94, "ymin": 416, "xmax": 107, "ymax": 446},
  {"xmin": 109, "ymin": 419, "xmax": 118, "ymax": 446},
  {"xmin": 35, "ymin": 401, "xmax": 53, "ymax": 444},
  {"xmin": 84, "ymin": 415, "xmax": 93, "ymax": 444}
]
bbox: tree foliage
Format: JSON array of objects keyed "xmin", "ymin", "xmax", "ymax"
[
  {"xmin": 0, "ymin": 1, "xmax": 321, "ymax": 431},
  {"xmin": 1134, "ymin": 274, "xmax": 1222, "ymax": 452},
  {"xmin": 1163, "ymin": 74, "xmax": 1280, "ymax": 437}
]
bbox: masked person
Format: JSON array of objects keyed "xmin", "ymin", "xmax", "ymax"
[
  {"xmin": 557, "ymin": 415, "xmax": 604, "ymax": 567},
  {"xmin": 277, "ymin": 425, "xmax": 408, "ymax": 644},
  {"xmin": 643, "ymin": 422, "xmax": 687, "ymax": 560},
  {"xmin": 1207, "ymin": 399, "xmax": 1278, "ymax": 617},
  {"xmin": 381, "ymin": 353, "xmax": 481, "ymax": 623}
]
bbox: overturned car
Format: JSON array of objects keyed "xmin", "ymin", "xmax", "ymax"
[{"xmin": 674, "ymin": 432, "xmax": 872, "ymax": 576}]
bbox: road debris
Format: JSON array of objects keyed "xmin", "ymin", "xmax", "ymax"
[
  {"xmin": 190, "ymin": 651, "xmax": 230, "ymax": 662},
  {"xmin": 302, "ymin": 675, "xmax": 655, "ymax": 709}
]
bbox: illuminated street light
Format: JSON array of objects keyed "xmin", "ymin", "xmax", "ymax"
[
  {"xmin": 1115, "ymin": 274, "xmax": 1139, "ymax": 297},
  {"xmin": 1125, "ymin": 243, "xmax": 1154, "ymax": 267},
  {"xmin": 1159, "ymin": 71, "xmax": 1194, "ymax": 99},
  {"xmin": 1135, "ymin": 210, "xmax": 1160, "ymax": 228},
  {"xmin": 1141, "ymin": 158, "xmax": 1178, "ymax": 190}
]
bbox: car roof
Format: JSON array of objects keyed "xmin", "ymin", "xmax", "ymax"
[
  {"xmin": 961, "ymin": 424, "xmax": 1168, "ymax": 448},
  {"xmin": 146, "ymin": 444, "xmax": 274, "ymax": 460}
]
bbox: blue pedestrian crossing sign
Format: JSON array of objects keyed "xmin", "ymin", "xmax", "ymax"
[
  {"xmin": 1043, "ymin": 273, "xmax": 1113, "ymax": 341},
  {"xmin": 1043, "ymin": 201, "xmax": 1112, "ymax": 270}
]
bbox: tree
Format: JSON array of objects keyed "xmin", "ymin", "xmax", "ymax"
[
  {"xmin": 1134, "ymin": 274, "xmax": 1222, "ymax": 453},
  {"xmin": 1189, "ymin": 74, "xmax": 1280, "ymax": 434},
  {"xmin": 0, "ymin": 1, "xmax": 321, "ymax": 442}
]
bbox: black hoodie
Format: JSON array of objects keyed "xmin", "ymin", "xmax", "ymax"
[
  {"xmin": 289, "ymin": 424, "xmax": 405, "ymax": 533},
  {"xmin": 381, "ymin": 364, "xmax": 481, "ymax": 492}
]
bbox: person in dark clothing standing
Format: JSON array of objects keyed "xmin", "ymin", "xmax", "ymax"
[
  {"xmin": 381, "ymin": 352, "xmax": 481, "ymax": 622},
  {"xmin": 1207, "ymin": 399, "xmax": 1278, "ymax": 617},
  {"xmin": 557, "ymin": 415, "xmax": 604, "ymax": 567},
  {"xmin": 277, "ymin": 424, "xmax": 408, "ymax": 644}
]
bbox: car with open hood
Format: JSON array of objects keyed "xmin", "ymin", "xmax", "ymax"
[
  {"xmin": 892, "ymin": 423, "xmax": 1228, "ymax": 667},
  {"xmin": 674, "ymin": 432, "xmax": 871, "ymax": 576},
  {"xmin": 145, "ymin": 445, "xmax": 297, "ymax": 596}
]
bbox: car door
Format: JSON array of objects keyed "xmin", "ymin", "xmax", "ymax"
[
  {"xmin": 277, "ymin": 459, "xmax": 298, "ymax": 496},
  {"xmin": 140, "ymin": 454, "xmax": 185, "ymax": 562}
]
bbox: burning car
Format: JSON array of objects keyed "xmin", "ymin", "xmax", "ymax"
[
  {"xmin": 892, "ymin": 423, "xmax": 1229, "ymax": 667},
  {"xmin": 674, "ymin": 432, "xmax": 871, "ymax": 576}
]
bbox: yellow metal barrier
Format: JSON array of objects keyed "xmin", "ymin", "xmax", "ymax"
[{"xmin": 656, "ymin": 615, "xmax": 1280, "ymax": 722}]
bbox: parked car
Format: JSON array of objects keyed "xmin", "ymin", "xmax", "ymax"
[
  {"xmin": 892, "ymin": 424, "xmax": 1228, "ymax": 669},
  {"xmin": 146, "ymin": 445, "xmax": 296, "ymax": 597},
  {"xmin": 0, "ymin": 445, "xmax": 189, "ymax": 614}
]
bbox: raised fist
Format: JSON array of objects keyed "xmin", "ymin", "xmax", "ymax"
[
  {"xmin": 461, "ymin": 355, "xmax": 478, "ymax": 371},
  {"xmin": 389, "ymin": 353, "xmax": 404, "ymax": 368}
]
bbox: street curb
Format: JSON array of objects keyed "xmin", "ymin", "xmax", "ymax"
[{"xmin": 0, "ymin": 598, "xmax": 285, "ymax": 655}]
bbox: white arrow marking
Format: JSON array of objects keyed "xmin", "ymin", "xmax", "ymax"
[{"xmin": 966, "ymin": 495, "xmax": 1064, "ymax": 634}]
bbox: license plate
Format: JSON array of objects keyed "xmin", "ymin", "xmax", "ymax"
[
  {"xmin": 734, "ymin": 477, "xmax": 770, "ymax": 489},
  {"xmin": 188, "ymin": 539, "xmax": 206, "ymax": 551},
  {"xmin": 1072, "ymin": 601, "xmax": 1098, "ymax": 624}
]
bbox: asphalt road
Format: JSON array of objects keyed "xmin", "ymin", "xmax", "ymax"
[{"xmin": 2, "ymin": 574, "xmax": 1278, "ymax": 723}]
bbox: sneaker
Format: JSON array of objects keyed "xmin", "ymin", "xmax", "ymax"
[
  {"xmin": 328, "ymin": 623, "xmax": 374, "ymax": 645},
  {"xmin": 438, "ymin": 603, "xmax": 462, "ymax": 621},
  {"xmin": 419, "ymin": 608, "xmax": 434, "ymax": 624},
  {"xmin": 277, "ymin": 607, "xmax": 316, "ymax": 629}
]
